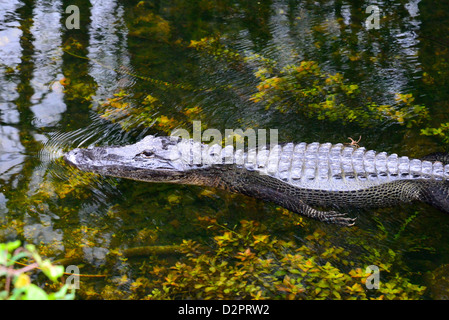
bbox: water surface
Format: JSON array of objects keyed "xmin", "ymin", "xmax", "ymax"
[{"xmin": 1, "ymin": 0, "xmax": 449, "ymax": 299}]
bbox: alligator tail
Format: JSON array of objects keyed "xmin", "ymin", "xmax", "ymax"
[{"xmin": 422, "ymin": 181, "xmax": 449, "ymax": 214}]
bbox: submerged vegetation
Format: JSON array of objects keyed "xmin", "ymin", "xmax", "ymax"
[
  {"xmin": 143, "ymin": 219, "xmax": 426, "ymax": 300},
  {"xmin": 54, "ymin": 212, "xmax": 428, "ymax": 300},
  {"xmin": 189, "ymin": 36, "xmax": 438, "ymax": 136}
]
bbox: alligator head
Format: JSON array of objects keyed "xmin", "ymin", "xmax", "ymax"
[{"xmin": 64, "ymin": 135, "xmax": 203, "ymax": 184}]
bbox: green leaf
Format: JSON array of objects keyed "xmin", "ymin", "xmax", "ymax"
[
  {"xmin": 274, "ymin": 270, "xmax": 287, "ymax": 277},
  {"xmin": 40, "ymin": 260, "xmax": 64, "ymax": 282},
  {"xmin": 48, "ymin": 284, "xmax": 75, "ymax": 300},
  {"xmin": 8, "ymin": 252, "xmax": 31, "ymax": 266},
  {"xmin": 5, "ymin": 240, "xmax": 22, "ymax": 252},
  {"xmin": 24, "ymin": 284, "xmax": 49, "ymax": 300},
  {"xmin": 0, "ymin": 241, "xmax": 22, "ymax": 265},
  {"xmin": 0, "ymin": 291, "xmax": 9, "ymax": 300},
  {"xmin": 289, "ymin": 269, "xmax": 301, "ymax": 274}
]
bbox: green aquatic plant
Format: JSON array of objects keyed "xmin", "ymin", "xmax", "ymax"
[
  {"xmin": 189, "ymin": 36, "xmax": 430, "ymax": 130},
  {"xmin": 421, "ymin": 122, "xmax": 449, "ymax": 144},
  {"xmin": 98, "ymin": 90, "xmax": 204, "ymax": 134},
  {"xmin": 141, "ymin": 219, "xmax": 426, "ymax": 300},
  {"xmin": 252, "ymin": 64, "xmax": 428, "ymax": 128},
  {"xmin": 125, "ymin": 5, "xmax": 171, "ymax": 42},
  {"xmin": 189, "ymin": 37, "xmax": 243, "ymax": 65},
  {"xmin": 0, "ymin": 241, "xmax": 74, "ymax": 300}
]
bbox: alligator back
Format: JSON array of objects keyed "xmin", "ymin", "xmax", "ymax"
[
  {"xmin": 199, "ymin": 142, "xmax": 449, "ymax": 191},
  {"xmin": 199, "ymin": 141, "xmax": 449, "ymax": 218}
]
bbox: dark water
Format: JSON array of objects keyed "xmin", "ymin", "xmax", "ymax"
[{"xmin": 1, "ymin": 0, "xmax": 449, "ymax": 299}]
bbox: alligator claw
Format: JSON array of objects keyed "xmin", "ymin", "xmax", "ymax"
[{"xmin": 324, "ymin": 211, "xmax": 357, "ymax": 227}]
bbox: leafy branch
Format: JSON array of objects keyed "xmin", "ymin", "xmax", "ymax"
[{"xmin": 0, "ymin": 241, "xmax": 75, "ymax": 300}]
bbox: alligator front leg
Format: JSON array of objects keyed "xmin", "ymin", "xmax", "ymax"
[
  {"xmin": 285, "ymin": 198, "xmax": 356, "ymax": 226},
  {"xmin": 235, "ymin": 172, "xmax": 357, "ymax": 226}
]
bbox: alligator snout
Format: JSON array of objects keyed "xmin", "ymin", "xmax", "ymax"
[
  {"xmin": 63, "ymin": 148, "xmax": 81, "ymax": 167},
  {"xmin": 64, "ymin": 148, "xmax": 97, "ymax": 168}
]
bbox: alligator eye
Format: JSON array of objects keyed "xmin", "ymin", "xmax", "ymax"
[{"xmin": 141, "ymin": 150, "xmax": 154, "ymax": 157}]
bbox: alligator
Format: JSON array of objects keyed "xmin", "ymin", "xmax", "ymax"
[{"xmin": 64, "ymin": 135, "xmax": 449, "ymax": 226}]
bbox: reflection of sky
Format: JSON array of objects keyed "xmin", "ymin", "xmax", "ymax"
[
  {"xmin": 267, "ymin": 1, "xmax": 422, "ymax": 100},
  {"xmin": 377, "ymin": 0, "xmax": 422, "ymax": 94},
  {"xmin": 64, "ymin": 0, "xmax": 134, "ymax": 260},
  {"xmin": 0, "ymin": 0, "xmax": 22, "ymax": 123},
  {"xmin": 0, "ymin": 0, "xmax": 25, "ymax": 182},
  {"xmin": 0, "ymin": 24, "xmax": 21, "ymax": 124},
  {"xmin": 405, "ymin": 0, "xmax": 420, "ymax": 19},
  {"xmin": 0, "ymin": 0, "xmax": 23, "ymax": 66},
  {"xmin": 0, "ymin": 0, "xmax": 130, "ymax": 254},
  {"xmin": 21, "ymin": 0, "xmax": 67, "ymax": 250},
  {"xmin": 88, "ymin": 0, "xmax": 131, "ymax": 104},
  {"xmin": 0, "ymin": 126, "xmax": 25, "ymax": 181},
  {"xmin": 30, "ymin": 0, "xmax": 66, "ymax": 128},
  {"xmin": 266, "ymin": 2, "xmax": 298, "ymax": 67},
  {"xmin": 0, "ymin": 192, "xmax": 7, "ymax": 224}
]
